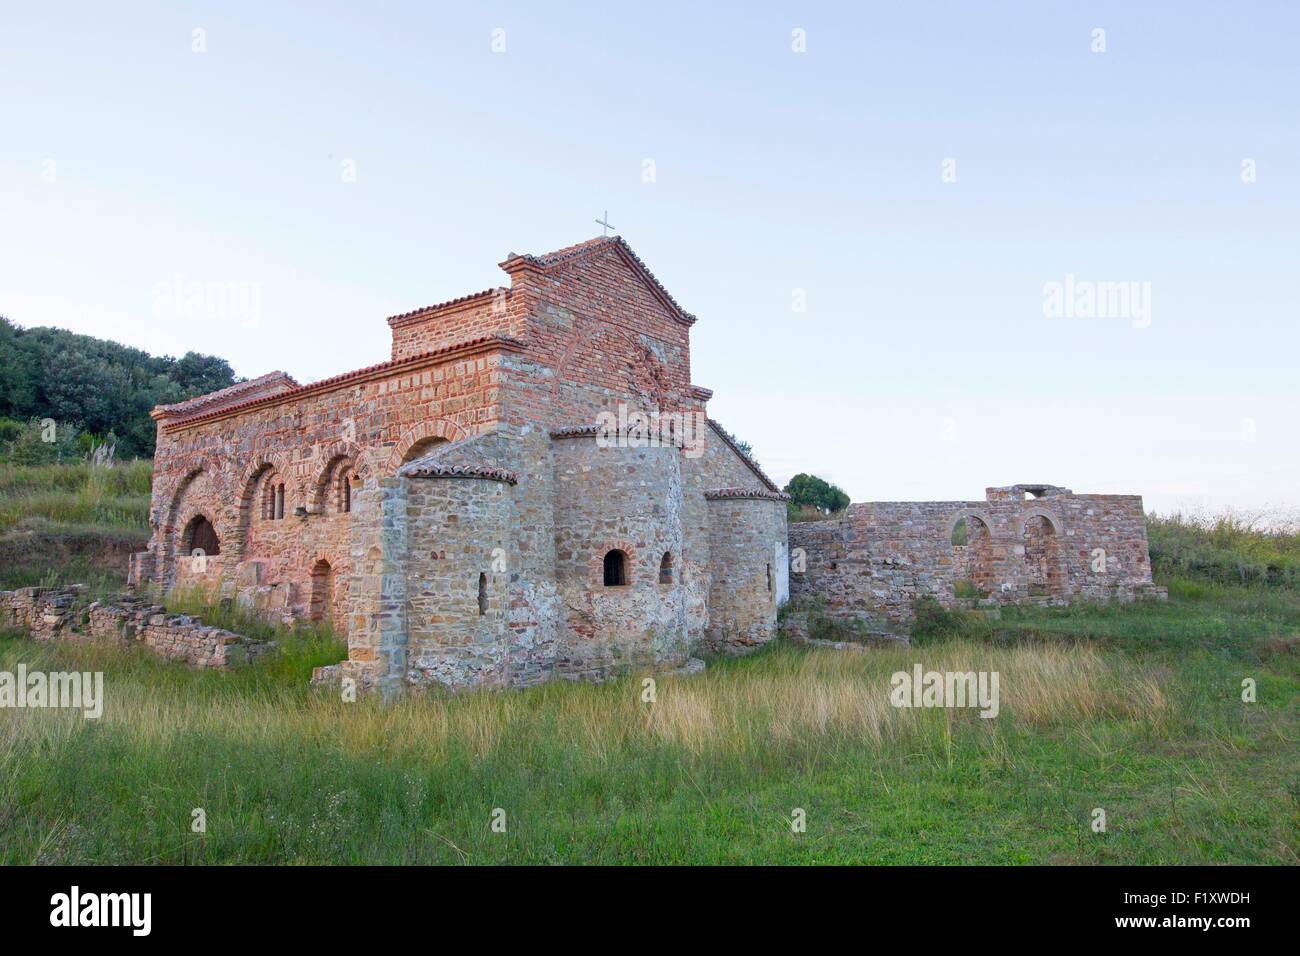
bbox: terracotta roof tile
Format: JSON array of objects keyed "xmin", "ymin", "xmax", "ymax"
[
  {"xmin": 386, "ymin": 288, "xmax": 507, "ymax": 326},
  {"xmin": 153, "ymin": 371, "xmax": 298, "ymax": 418},
  {"xmin": 704, "ymin": 488, "xmax": 790, "ymax": 502}
]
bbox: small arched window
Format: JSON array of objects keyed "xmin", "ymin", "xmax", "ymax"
[
  {"xmin": 659, "ymin": 551, "xmax": 673, "ymax": 585},
  {"xmin": 338, "ymin": 466, "xmax": 353, "ymax": 514},
  {"xmin": 261, "ymin": 475, "xmax": 277, "ymax": 520},
  {"xmin": 603, "ymin": 549, "xmax": 628, "ymax": 587},
  {"xmin": 477, "ymin": 572, "xmax": 488, "ymax": 615}
]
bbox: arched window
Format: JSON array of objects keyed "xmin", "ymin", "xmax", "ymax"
[
  {"xmin": 603, "ymin": 549, "xmax": 628, "ymax": 587},
  {"xmin": 659, "ymin": 551, "xmax": 673, "ymax": 585},
  {"xmin": 183, "ymin": 514, "xmax": 221, "ymax": 556},
  {"xmin": 261, "ymin": 475, "xmax": 276, "ymax": 519},
  {"xmin": 477, "ymin": 572, "xmax": 488, "ymax": 615},
  {"xmin": 340, "ymin": 468, "xmax": 352, "ymax": 513},
  {"xmin": 261, "ymin": 476, "xmax": 287, "ymax": 520}
]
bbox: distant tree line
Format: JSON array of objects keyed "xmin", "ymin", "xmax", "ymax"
[{"xmin": 0, "ymin": 315, "xmax": 238, "ymax": 459}]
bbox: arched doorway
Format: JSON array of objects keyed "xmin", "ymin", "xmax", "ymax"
[
  {"xmin": 949, "ymin": 512, "xmax": 996, "ymax": 596},
  {"xmin": 1022, "ymin": 514, "xmax": 1062, "ymax": 597},
  {"xmin": 310, "ymin": 559, "xmax": 334, "ymax": 623}
]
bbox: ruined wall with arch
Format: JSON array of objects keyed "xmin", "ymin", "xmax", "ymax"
[{"xmin": 788, "ymin": 484, "xmax": 1165, "ymax": 631}]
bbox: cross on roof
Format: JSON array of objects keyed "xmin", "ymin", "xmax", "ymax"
[{"xmin": 595, "ymin": 210, "xmax": 615, "ymax": 236}]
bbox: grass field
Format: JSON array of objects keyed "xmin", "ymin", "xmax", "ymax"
[
  {"xmin": 0, "ymin": 460, "xmax": 151, "ymax": 593},
  {"xmin": 0, "ymin": 464, "xmax": 1297, "ymax": 864}
]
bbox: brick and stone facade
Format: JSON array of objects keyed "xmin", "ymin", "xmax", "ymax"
[
  {"xmin": 136, "ymin": 236, "xmax": 788, "ymax": 695},
  {"xmin": 789, "ymin": 483, "xmax": 1166, "ymax": 632}
]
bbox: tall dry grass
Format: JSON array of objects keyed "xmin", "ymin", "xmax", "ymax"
[{"xmin": 0, "ymin": 638, "xmax": 1170, "ymax": 767}]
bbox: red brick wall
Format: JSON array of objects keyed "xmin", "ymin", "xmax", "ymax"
[
  {"xmin": 147, "ymin": 344, "xmax": 512, "ymax": 620},
  {"xmin": 388, "ymin": 292, "xmax": 513, "ymax": 360},
  {"xmin": 501, "ymin": 243, "xmax": 698, "ymax": 430}
]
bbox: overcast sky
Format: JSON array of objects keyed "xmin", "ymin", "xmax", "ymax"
[{"xmin": 2, "ymin": 1, "xmax": 1297, "ymax": 516}]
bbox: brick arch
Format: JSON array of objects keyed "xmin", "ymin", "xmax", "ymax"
[
  {"xmin": 311, "ymin": 441, "xmax": 362, "ymax": 513},
  {"xmin": 383, "ymin": 419, "xmax": 468, "ymax": 477},
  {"xmin": 1014, "ymin": 507, "xmax": 1063, "ymax": 537},
  {"xmin": 180, "ymin": 511, "xmax": 222, "ymax": 557},
  {"xmin": 591, "ymin": 538, "xmax": 638, "ymax": 588},
  {"xmin": 946, "ymin": 509, "xmax": 995, "ymax": 544},
  {"xmin": 160, "ymin": 467, "xmax": 207, "ymax": 585},
  {"xmin": 233, "ymin": 454, "xmax": 294, "ymax": 560},
  {"xmin": 1016, "ymin": 508, "xmax": 1065, "ymax": 598}
]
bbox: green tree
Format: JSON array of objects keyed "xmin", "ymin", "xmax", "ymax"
[
  {"xmin": 783, "ymin": 473, "xmax": 850, "ymax": 515},
  {"xmin": 0, "ymin": 315, "xmax": 239, "ymax": 458}
]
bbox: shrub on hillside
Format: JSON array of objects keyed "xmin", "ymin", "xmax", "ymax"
[{"xmin": 1147, "ymin": 511, "xmax": 1300, "ymax": 589}]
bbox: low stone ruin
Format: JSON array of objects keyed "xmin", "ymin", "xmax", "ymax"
[{"xmin": 0, "ymin": 585, "xmax": 274, "ymax": 668}]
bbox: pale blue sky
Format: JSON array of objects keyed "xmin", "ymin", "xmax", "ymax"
[{"xmin": 2, "ymin": 1, "xmax": 1296, "ymax": 515}]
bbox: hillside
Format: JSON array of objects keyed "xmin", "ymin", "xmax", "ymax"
[{"xmin": 0, "ymin": 316, "xmax": 237, "ymax": 459}]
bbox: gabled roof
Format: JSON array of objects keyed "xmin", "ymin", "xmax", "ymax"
[
  {"xmin": 152, "ymin": 371, "xmax": 299, "ymax": 421},
  {"xmin": 500, "ymin": 235, "xmax": 698, "ymax": 327}
]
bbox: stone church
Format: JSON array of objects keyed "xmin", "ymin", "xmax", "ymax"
[
  {"xmin": 135, "ymin": 234, "xmax": 1164, "ymax": 694},
  {"xmin": 134, "ymin": 236, "xmax": 790, "ymax": 696}
]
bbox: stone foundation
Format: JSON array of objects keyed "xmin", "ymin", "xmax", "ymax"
[{"xmin": 1, "ymin": 586, "xmax": 274, "ymax": 668}]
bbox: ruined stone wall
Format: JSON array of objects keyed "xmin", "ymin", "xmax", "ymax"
[
  {"xmin": 789, "ymin": 485, "xmax": 1165, "ymax": 630},
  {"xmin": 1, "ymin": 586, "xmax": 274, "ymax": 668}
]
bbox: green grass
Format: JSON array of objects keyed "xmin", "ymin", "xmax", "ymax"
[
  {"xmin": 0, "ymin": 579, "xmax": 1296, "ymax": 864},
  {"xmin": 0, "ymin": 463, "xmax": 1296, "ymax": 864},
  {"xmin": 0, "ymin": 460, "xmax": 151, "ymax": 593},
  {"xmin": 0, "ymin": 459, "xmax": 152, "ymax": 533}
]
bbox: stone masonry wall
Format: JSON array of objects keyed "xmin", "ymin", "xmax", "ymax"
[
  {"xmin": 551, "ymin": 433, "xmax": 692, "ymax": 678},
  {"xmin": 705, "ymin": 493, "xmax": 788, "ymax": 652},
  {"xmin": 1, "ymin": 586, "xmax": 274, "ymax": 668},
  {"xmin": 403, "ymin": 475, "xmax": 516, "ymax": 690},
  {"xmin": 789, "ymin": 484, "xmax": 1165, "ymax": 631}
]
